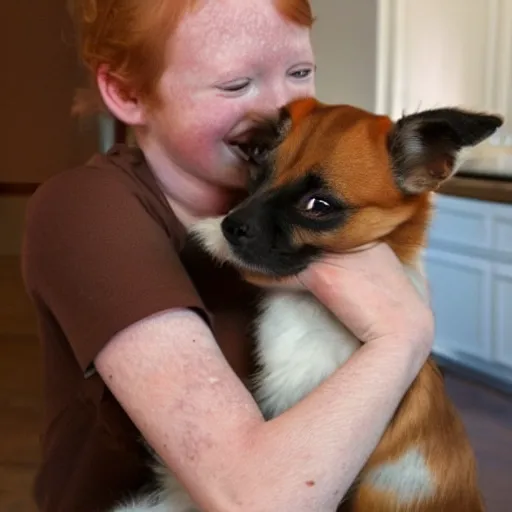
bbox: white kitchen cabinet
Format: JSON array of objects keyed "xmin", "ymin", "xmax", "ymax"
[
  {"xmin": 376, "ymin": 0, "xmax": 512, "ymax": 160},
  {"xmin": 493, "ymin": 264, "xmax": 512, "ymax": 369},
  {"xmin": 425, "ymin": 248, "xmax": 493, "ymax": 362},
  {"xmin": 425, "ymin": 194, "xmax": 512, "ymax": 383}
]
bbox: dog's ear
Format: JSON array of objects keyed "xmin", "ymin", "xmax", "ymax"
[
  {"xmin": 286, "ymin": 97, "xmax": 321, "ymax": 124},
  {"xmin": 229, "ymin": 107, "xmax": 292, "ymax": 165},
  {"xmin": 388, "ymin": 108, "xmax": 503, "ymax": 194}
]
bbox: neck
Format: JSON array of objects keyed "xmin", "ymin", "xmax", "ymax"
[{"xmin": 137, "ymin": 135, "xmax": 245, "ymax": 229}]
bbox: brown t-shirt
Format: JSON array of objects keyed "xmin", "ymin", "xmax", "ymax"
[{"xmin": 22, "ymin": 144, "xmax": 259, "ymax": 512}]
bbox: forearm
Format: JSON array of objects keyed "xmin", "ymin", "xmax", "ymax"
[{"xmin": 229, "ymin": 338, "xmax": 424, "ymax": 512}]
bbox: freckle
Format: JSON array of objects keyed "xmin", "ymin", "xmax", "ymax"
[
  {"xmin": 108, "ymin": 375, "xmax": 113, "ymax": 380},
  {"xmin": 305, "ymin": 480, "xmax": 315, "ymax": 487}
]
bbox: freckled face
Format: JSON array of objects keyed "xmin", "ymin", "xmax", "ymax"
[{"xmin": 145, "ymin": 0, "xmax": 316, "ymax": 190}]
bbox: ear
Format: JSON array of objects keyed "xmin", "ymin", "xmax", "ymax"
[
  {"xmin": 96, "ymin": 65, "xmax": 146, "ymax": 126},
  {"xmin": 388, "ymin": 107, "xmax": 503, "ymax": 194},
  {"xmin": 286, "ymin": 97, "xmax": 321, "ymax": 124},
  {"xmin": 228, "ymin": 107, "xmax": 292, "ymax": 165}
]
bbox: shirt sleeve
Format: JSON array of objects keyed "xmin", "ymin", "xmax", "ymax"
[{"xmin": 22, "ymin": 167, "xmax": 210, "ymax": 376}]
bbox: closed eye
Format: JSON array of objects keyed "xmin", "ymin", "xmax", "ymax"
[{"xmin": 217, "ymin": 79, "xmax": 251, "ymax": 93}]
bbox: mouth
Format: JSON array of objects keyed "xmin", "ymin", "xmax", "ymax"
[
  {"xmin": 224, "ymin": 117, "xmax": 262, "ymax": 163},
  {"xmin": 226, "ymin": 141, "xmax": 251, "ymax": 162}
]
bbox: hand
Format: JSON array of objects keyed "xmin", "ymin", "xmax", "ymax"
[{"xmin": 298, "ymin": 243, "xmax": 434, "ymax": 354}]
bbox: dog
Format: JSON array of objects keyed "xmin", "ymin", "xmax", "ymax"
[{"xmin": 111, "ymin": 98, "xmax": 502, "ymax": 511}]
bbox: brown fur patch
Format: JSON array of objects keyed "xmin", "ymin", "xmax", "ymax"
[
  {"xmin": 286, "ymin": 96, "xmax": 320, "ymax": 124},
  {"xmin": 349, "ymin": 360, "xmax": 484, "ymax": 511}
]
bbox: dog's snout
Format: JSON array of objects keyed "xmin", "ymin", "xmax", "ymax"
[{"xmin": 221, "ymin": 213, "xmax": 257, "ymax": 246}]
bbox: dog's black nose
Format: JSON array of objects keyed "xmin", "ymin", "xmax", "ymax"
[{"xmin": 222, "ymin": 213, "xmax": 256, "ymax": 246}]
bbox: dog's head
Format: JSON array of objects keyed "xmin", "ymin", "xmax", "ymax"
[{"xmin": 191, "ymin": 98, "xmax": 502, "ymax": 285}]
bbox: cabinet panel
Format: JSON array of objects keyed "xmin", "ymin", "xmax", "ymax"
[
  {"xmin": 425, "ymin": 249, "xmax": 492, "ymax": 361},
  {"xmin": 429, "ymin": 194, "xmax": 512, "ymax": 261},
  {"xmin": 428, "ymin": 195, "xmax": 492, "ymax": 251},
  {"xmin": 492, "ymin": 216, "xmax": 512, "ymax": 256},
  {"xmin": 389, "ymin": 0, "xmax": 497, "ymax": 118},
  {"xmin": 492, "ymin": 264, "xmax": 512, "ymax": 370},
  {"xmin": 429, "ymin": 205, "xmax": 490, "ymax": 251}
]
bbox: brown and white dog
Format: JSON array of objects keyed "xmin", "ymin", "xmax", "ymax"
[{"xmin": 112, "ymin": 99, "xmax": 502, "ymax": 512}]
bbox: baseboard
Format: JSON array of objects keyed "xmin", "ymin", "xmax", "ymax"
[{"xmin": 432, "ymin": 350, "xmax": 512, "ymax": 396}]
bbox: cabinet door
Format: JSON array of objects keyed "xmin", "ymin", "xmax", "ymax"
[
  {"xmin": 377, "ymin": 0, "xmax": 500, "ymax": 117},
  {"xmin": 492, "ymin": 263, "xmax": 512, "ymax": 371},
  {"xmin": 428, "ymin": 194, "xmax": 492, "ymax": 253},
  {"xmin": 425, "ymin": 248, "xmax": 493, "ymax": 361}
]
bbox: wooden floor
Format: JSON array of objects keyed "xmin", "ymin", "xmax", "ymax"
[
  {"xmin": 1, "ymin": 256, "xmax": 512, "ymax": 511},
  {"xmin": 1, "ymin": 256, "xmax": 42, "ymax": 512}
]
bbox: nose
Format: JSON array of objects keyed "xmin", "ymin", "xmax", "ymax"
[
  {"xmin": 259, "ymin": 83, "xmax": 289, "ymax": 114},
  {"xmin": 221, "ymin": 212, "xmax": 257, "ymax": 247}
]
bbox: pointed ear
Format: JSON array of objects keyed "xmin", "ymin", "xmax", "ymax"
[
  {"xmin": 228, "ymin": 107, "xmax": 292, "ymax": 165},
  {"xmin": 286, "ymin": 97, "xmax": 321, "ymax": 124},
  {"xmin": 388, "ymin": 108, "xmax": 503, "ymax": 194}
]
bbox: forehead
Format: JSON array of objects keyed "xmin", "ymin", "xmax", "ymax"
[
  {"xmin": 273, "ymin": 107, "xmax": 401, "ymax": 206},
  {"xmin": 170, "ymin": 0, "xmax": 313, "ymax": 73}
]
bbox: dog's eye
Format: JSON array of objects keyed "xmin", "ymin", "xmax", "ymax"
[
  {"xmin": 305, "ymin": 197, "xmax": 333, "ymax": 214},
  {"xmin": 297, "ymin": 191, "xmax": 344, "ymax": 219}
]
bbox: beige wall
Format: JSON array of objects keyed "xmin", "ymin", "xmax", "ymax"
[{"xmin": 311, "ymin": 0, "xmax": 378, "ymax": 111}]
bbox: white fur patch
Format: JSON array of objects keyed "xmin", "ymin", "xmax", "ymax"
[
  {"xmin": 253, "ymin": 290, "xmax": 361, "ymax": 417},
  {"xmin": 363, "ymin": 447, "xmax": 436, "ymax": 504},
  {"xmin": 110, "ymin": 498, "xmax": 191, "ymax": 512},
  {"xmin": 109, "ymin": 464, "xmax": 199, "ymax": 512},
  {"xmin": 252, "ymin": 263, "xmax": 428, "ymax": 419},
  {"xmin": 188, "ymin": 214, "xmax": 270, "ymax": 275},
  {"xmin": 188, "ymin": 216, "xmax": 232, "ymax": 264}
]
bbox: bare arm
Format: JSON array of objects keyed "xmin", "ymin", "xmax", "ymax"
[{"xmin": 96, "ymin": 245, "xmax": 433, "ymax": 512}]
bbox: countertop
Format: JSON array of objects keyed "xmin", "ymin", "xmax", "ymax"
[{"xmin": 438, "ymin": 174, "xmax": 512, "ymax": 204}]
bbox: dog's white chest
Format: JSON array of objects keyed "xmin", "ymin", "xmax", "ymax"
[
  {"xmin": 252, "ymin": 290, "xmax": 361, "ymax": 417},
  {"xmin": 252, "ymin": 264, "xmax": 428, "ymax": 419}
]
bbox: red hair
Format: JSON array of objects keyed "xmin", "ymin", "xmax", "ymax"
[{"xmin": 69, "ymin": 0, "xmax": 314, "ymax": 115}]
